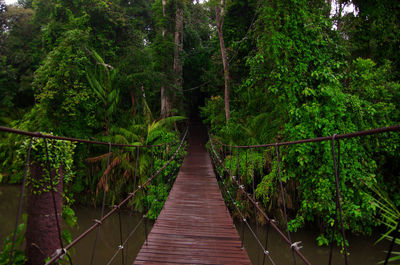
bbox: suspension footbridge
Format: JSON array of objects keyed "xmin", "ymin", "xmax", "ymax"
[{"xmin": 1, "ymin": 124, "xmax": 399, "ymax": 264}]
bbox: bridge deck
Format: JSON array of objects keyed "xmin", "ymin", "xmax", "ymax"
[{"xmin": 134, "ymin": 126, "xmax": 251, "ymax": 265}]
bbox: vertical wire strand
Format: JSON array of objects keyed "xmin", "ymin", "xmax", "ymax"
[
  {"xmin": 331, "ymin": 135, "xmax": 348, "ymax": 265},
  {"xmin": 262, "ymin": 223, "xmax": 271, "ymax": 265},
  {"xmin": 275, "ymin": 144, "xmax": 297, "ymax": 265},
  {"xmin": 117, "ymin": 209, "xmax": 125, "ymax": 265},
  {"xmin": 44, "ymin": 139, "xmax": 65, "ymax": 253},
  {"xmin": 124, "ymin": 209, "xmax": 132, "ymax": 265},
  {"xmin": 89, "ymin": 142, "xmax": 112, "ymax": 265},
  {"xmin": 9, "ymin": 137, "xmax": 33, "ymax": 265},
  {"xmin": 127, "ymin": 146, "xmax": 139, "ymax": 265},
  {"xmin": 261, "ymin": 147, "xmax": 271, "ymax": 265},
  {"xmin": 240, "ymin": 215, "xmax": 245, "ymax": 249},
  {"xmin": 328, "ymin": 192, "xmax": 339, "ymax": 265},
  {"xmin": 252, "ymin": 148, "xmax": 260, "ymax": 265}
]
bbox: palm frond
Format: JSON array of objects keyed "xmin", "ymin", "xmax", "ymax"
[
  {"xmin": 96, "ymin": 157, "xmax": 122, "ymax": 193},
  {"xmin": 87, "ymin": 152, "xmax": 112, "ymax": 163},
  {"xmin": 86, "ymin": 73, "xmax": 106, "ymax": 101},
  {"xmin": 148, "ymin": 116, "xmax": 186, "ymax": 133}
]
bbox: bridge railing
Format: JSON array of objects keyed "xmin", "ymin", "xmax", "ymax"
[
  {"xmin": 209, "ymin": 125, "xmax": 400, "ymax": 265},
  {"xmin": 0, "ymin": 125, "xmax": 188, "ymax": 265}
]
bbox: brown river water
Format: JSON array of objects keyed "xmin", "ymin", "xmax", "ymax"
[{"xmin": 0, "ymin": 185, "xmax": 394, "ymax": 264}]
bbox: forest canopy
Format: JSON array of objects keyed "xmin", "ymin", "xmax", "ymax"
[{"xmin": 0, "ymin": 0, "xmax": 399, "ymax": 249}]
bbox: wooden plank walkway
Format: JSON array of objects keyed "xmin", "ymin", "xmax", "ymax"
[{"xmin": 134, "ymin": 126, "xmax": 251, "ymax": 265}]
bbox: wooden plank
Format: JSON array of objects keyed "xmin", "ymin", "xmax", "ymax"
[{"xmin": 133, "ymin": 126, "xmax": 252, "ymax": 265}]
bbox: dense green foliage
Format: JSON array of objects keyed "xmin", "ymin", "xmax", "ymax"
[
  {"xmin": 0, "ymin": 0, "xmax": 399, "ymax": 253},
  {"xmin": 0, "ymin": 0, "xmax": 188, "ymax": 259},
  {"xmin": 202, "ymin": 0, "xmax": 400, "ymax": 248},
  {"xmin": 0, "ymin": 222, "xmax": 26, "ymax": 264}
]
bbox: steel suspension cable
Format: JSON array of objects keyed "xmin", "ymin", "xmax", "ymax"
[
  {"xmin": 45, "ymin": 126, "xmax": 188, "ymax": 265},
  {"xmin": 89, "ymin": 142, "xmax": 112, "ymax": 265},
  {"xmin": 275, "ymin": 144, "xmax": 297, "ymax": 265},
  {"xmin": 211, "ymin": 144, "xmax": 273, "ymax": 262},
  {"xmin": 328, "ymin": 139, "xmax": 341, "ymax": 265},
  {"xmin": 110, "ymin": 145, "xmax": 174, "ymax": 265},
  {"xmin": 212, "ymin": 124, "xmax": 400, "ymax": 265},
  {"xmin": 331, "ymin": 136, "xmax": 348, "ymax": 265},
  {"xmin": 117, "ymin": 208, "xmax": 125, "ymax": 265},
  {"xmin": 263, "ymin": 221, "xmax": 272, "ymax": 265},
  {"xmin": 208, "ymin": 134, "xmax": 312, "ymax": 265},
  {"xmin": 9, "ymin": 137, "xmax": 33, "ymax": 265},
  {"xmin": 219, "ymin": 177, "xmax": 276, "ymax": 265},
  {"xmin": 0, "ymin": 126, "xmax": 177, "ymax": 148},
  {"xmin": 44, "ymin": 139, "xmax": 73, "ymax": 265},
  {"xmin": 219, "ymin": 125, "xmax": 400, "ymax": 149},
  {"xmin": 328, "ymin": 197, "xmax": 339, "ymax": 265},
  {"xmin": 105, "ymin": 150, "xmax": 182, "ymax": 265},
  {"xmin": 251, "ymin": 148, "xmax": 261, "ymax": 265},
  {"xmin": 105, "ymin": 213, "xmax": 146, "ymax": 265}
]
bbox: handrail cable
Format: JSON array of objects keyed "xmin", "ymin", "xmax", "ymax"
[
  {"xmin": 209, "ymin": 133, "xmax": 311, "ymax": 265},
  {"xmin": 8, "ymin": 138, "xmax": 32, "ymax": 265},
  {"xmin": 218, "ymin": 125, "xmax": 400, "ymax": 149},
  {"xmin": 106, "ymin": 215, "xmax": 144, "ymax": 265},
  {"xmin": 210, "ymin": 146, "xmax": 275, "ymax": 264},
  {"xmin": 44, "ymin": 126, "xmax": 188, "ymax": 264},
  {"xmin": 211, "ymin": 124, "xmax": 400, "ymax": 265},
  {"xmin": 89, "ymin": 142, "xmax": 112, "ymax": 265},
  {"xmin": 331, "ymin": 135, "xmax": 348, "ymax": 265},
  {"xmin": 44, "ymin": 138, "xmax": 73, "ymax": 264},
  {"xmin": 219, "ymin": 177, "xmax": 276, "ymax": 265},
  {"xmin": 209, "ymin": 133, "xmax": 312, "ymax": 265},
  {"xmin": 275, "ymin": 144, "xmax": 297, "ymax": 265},
  {"xmin": 0, "ymin": 126, "xmax": 177, "ymax": 148}
]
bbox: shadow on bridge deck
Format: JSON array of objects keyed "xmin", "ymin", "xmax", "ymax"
[{"xmin": 134, "ymin": 125, "xmax": 251, "ymax": 264}]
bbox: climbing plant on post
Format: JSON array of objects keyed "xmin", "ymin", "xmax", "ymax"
[{"xmin": 21, "ymin": 136, "xmax": 75, "ymax": 264}]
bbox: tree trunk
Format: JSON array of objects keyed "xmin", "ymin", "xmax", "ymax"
[
  {"xmin": 174, "ymin": 3, "xmax": 184, "ymax": 92},
  {"xmin": 26, "ymin": 165, "xmax": 63, "ymax": 265},
  {"xmin": 161, "ymin": 85, "xmax": 171, "ymax": 118},
  {"xmin": 215, "ymin": 2, "xmax": 231, "ymax": 121},
  {"xmin": 160, "ymin": 0, "xmax": 172, "ymax": 118},
  {"xmin": 162, "ymin": 0, "xmax": 167, "ymax": 38}
]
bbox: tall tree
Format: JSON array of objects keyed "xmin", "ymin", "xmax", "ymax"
[
  {"xmin": 173, "ymin": 0, "xmax": 184, "ymax": 94},
  {"xmin": 160, "ymin": 0, "xmax": 172, "ymax": 118},
  {"xmin": 0, "ymin": 4, "xmax": 38, "ymax": 123},
  {"xmin": 343, "ymin": 0, "xmax": 400, "ymax": 78},
  {"xmin": 215, "ymin": 0, "xmax": 230, "ymax": 121}
]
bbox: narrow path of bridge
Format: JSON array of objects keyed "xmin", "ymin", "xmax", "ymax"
[{"xmin": 134, "ymin": 125, "xmax": 251, "ymax": 265}]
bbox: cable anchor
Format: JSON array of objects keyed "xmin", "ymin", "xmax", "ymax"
[
  {"xmin": 52, "ymin": 248, "xmax": 67, "ymax": 260},
  {"xmin": 291, "ymin": 241, "xmax": 303, "ymax": 251}
]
